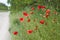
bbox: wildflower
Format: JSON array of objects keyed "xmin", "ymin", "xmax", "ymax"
[
  {"xmin": 45, "ymin": 13, "xmax": 49, "ymax": 18},
  {"xmin": 46, "ymin": 9, "xmax": 50, "ymax": 13},
  {"xmin": 27, "ymin": 19, "xmax": 31, "ymax": 22},
  {"xmin": 37, "ymin": 5, "xmax": 41, "ymax": 10},
  {"xmin": 13, "ymin": 31, "xmax": 18, "ymax": 35},
  {"xmin": 27, "ymin": 30, "xmax": 33, "ymax": 34},
  {"xmin": 40, "ymin": 20, "xmax": 45, "ymax": 24},
  {"xmin": 45, "ymin": 9, "xmax": 50, "ymax": 18},
  {"xmin": 23, "ymin": 11, "xmax": 29, "ymax": 17},
  {"xmin": 20, "ymin": 18, "xmax": 24, "ymax": 22},
  {"xmin": 41, "ymin": 6, "xmax": 46, "ymax": 11},
  {"xmin": 31, "ymin": 7, "xmax": 35, "ymax": 10},
  {"xmin": 41, "ymin": 6, "xmax": 45, "ymax": 9}
]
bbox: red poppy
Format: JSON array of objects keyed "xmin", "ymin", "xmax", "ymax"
[
  {"xmin": 27, "ymin": 30, "xmax": 33, "ymax": 34},
  {"xmin": 20, "ymin": 18, "xmax": 24, "ymax": 22},
  {"xmin": 37, "ymin": 5, "xmax": 41, "ymax": 10},
  {"xmin": 45, "ymin": 9, "xmax": 50, "ymax": 18},
  {"xmin": 23, "ymin": 11, "xmax": 29, "ymax": 17},
  {"xmin": 13, "ymin": 31, "xmax": 18, "ymax": 35},
  {"xmin": 31, "ymin": 7, "xmax": 34, "ymax": 10},
  {"xmin": 40, "ymin": 20, "xmax": 45, "ymax": 24},
  {"xmin": 45, "ymin": 13, "xmax": 49, "ymax": 18},
  {"xmin": 46, "ymin": 9, "xmax": 50, "ymax": 13},
  {"xmin": 46, "ymin": 15, "xmax": 49, "ymax": 18},
  {"xmin": 27, "ymin": 19, "xmax": 31, "ymax": 22},
  {"xmin": 41, "ymin": 6, "xmax": 45, "ymax": 9}
]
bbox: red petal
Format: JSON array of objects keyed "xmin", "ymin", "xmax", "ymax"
[
  {"xmin": 13, "ymin": 31, "xmax": 18, "ymax": 35},
  {"xmin": 41, "ymin": 6, "xmax": 45, "ymax": 8},
  {"xmin": 40, "ymin": 20, "xmax": 45, "ymax": 24},
  {"xmin": 31, "ymin": 7, "xmax": 35, "ymax": 10},
  {"xmin": 20, "ymin": 18, "xmax": 24, "ymax": 22},
  {"xmin": 45, "ymin": 13, "xmax": 50, "ymax": 18},
  {"xmin": 23, "ymin": 11, "xmax": 29, "ymax": 17},
  {"xmin": 46, "ymin": 9, "xmax": 50, "ymax": 13},
  {"xmin": 27, "ymin": 30, "xmax": 33, "ymax": 34},
  {"xmin": 27, "ymin": 19, "xmax": 31, "ymax": 22},
  {"xmin": 38, "ymin": 5, "xmax": 41, "ymax": 10}
]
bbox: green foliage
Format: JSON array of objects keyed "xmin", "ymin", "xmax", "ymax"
[
  {"xmin": 8, "ymin": 0, "xmax": 35, "ymax": 11},
  {"xmin": 10, "ymin": 6, "xmax": 60, "ymax": 40},
  {"xmin": 0, "ymin": 3, "xmax": 8, "ymax": 10},
  {"xmin": 9, "ymin": 0, "xmax": 60, "ymax": 40},
  {"xmin": 8, "ymin": 0, "xmax": 60, "ymax": 11}
]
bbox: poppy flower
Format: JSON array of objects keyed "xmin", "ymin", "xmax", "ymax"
[
  {"xmin": 37, "ymin": 5, "xmax": 41, "ymax": 10},
  {"xmin": 20, "ymin": 18, "xmax": 24, "ymax": 22},
  {"xmin": 45, "ymin": 15, "xmax": 49, "ymax": 18},
  {"xmin": 40, "ymin": 20, "xmax": 45, "ymax": 24},
  {"xmin": 27, "ymin": 19, "xmax": 31, "ymax": 22},
  {"xmin": 45, "ymin": 13, "xmax": 49, "ymax": 18},
  {"xmin": 23, "ymin": 11, "xmax": 29, "ymax": 17},
  {"xmin": 27, "ymin": 30, "xmax": 33, "ymax": 34},
  {"xmin": 31, "ymin": 7, "xmax": 35, "ymax": 10},
  {"xmin": 46, "ymin": 9, "xmax": 50, "ymax": 14},
  {"xmin": 41, "ymin": 6, "xmax": 45, "ymax": 9},
  {"xmin": 45, "ymin": 9, "xmax": 50, "ymax": 18},
  {"xmin": 41, "ymin": 6, "xmax": 46, "ymax": 11},
  {"xmin": 13, "ymin": 31, "xmax": 18, "ymax": 35}
]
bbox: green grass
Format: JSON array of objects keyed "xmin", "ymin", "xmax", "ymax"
[
  {"xmin": 0, "ymin": 10, "xmax": 8, "ymax": 12},
  {"xmin": 10, "ymin": 6, "xmax": 60, "ymax": 40}
]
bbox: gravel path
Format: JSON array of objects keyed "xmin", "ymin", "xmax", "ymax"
[{"xmin": 0, "ymin": 11, "xmax": 11, "ymax": 40}]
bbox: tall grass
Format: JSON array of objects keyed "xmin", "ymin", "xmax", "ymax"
[{"xmin": 10, "ymin": 6, "xmax": 60, "ymax": 40}]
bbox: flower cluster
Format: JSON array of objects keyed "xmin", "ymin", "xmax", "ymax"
[{"xmin": 13, "ymin": 5, "xmax": 58, "ymax": 35}]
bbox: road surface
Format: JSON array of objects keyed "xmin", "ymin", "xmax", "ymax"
[{"xmin": 0, "ymin": 11, "xmax": 11, "ymax": 40}]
